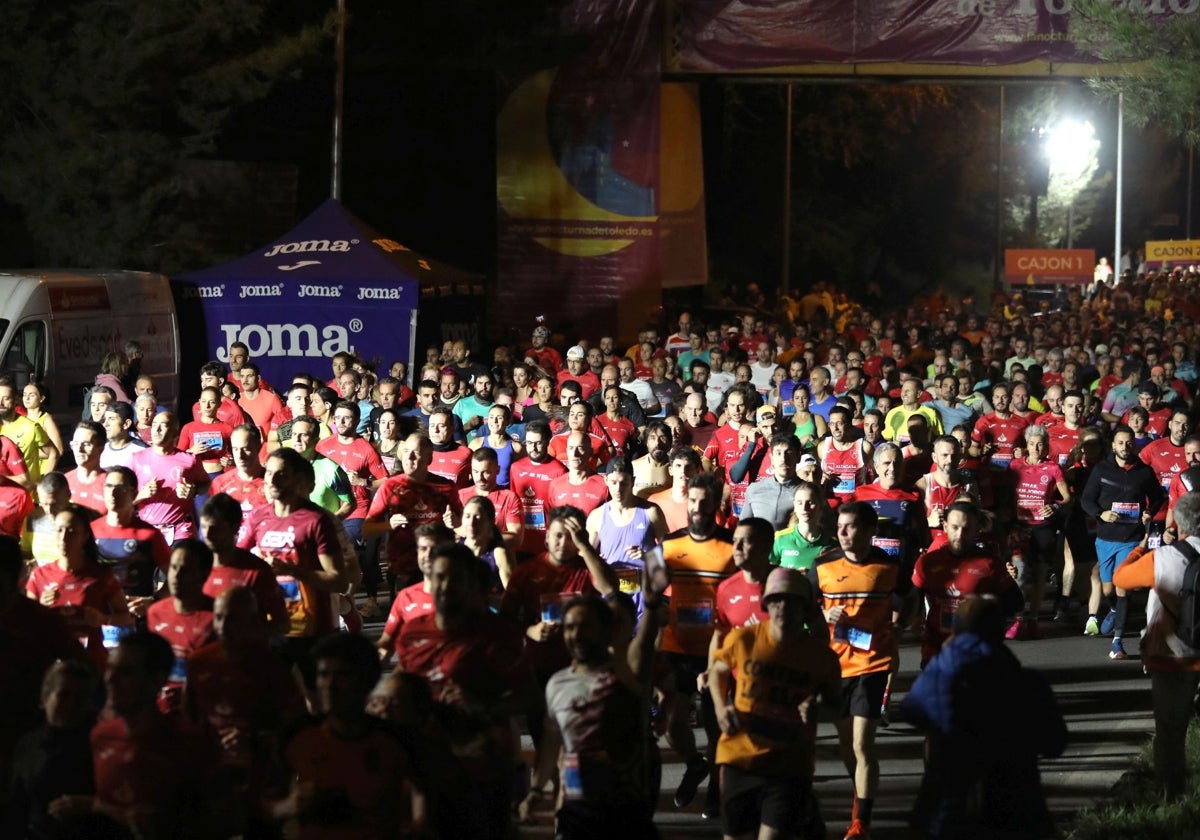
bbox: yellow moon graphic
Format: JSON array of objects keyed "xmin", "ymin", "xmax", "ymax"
[{"xmin": 497, "ymin": 68, "xmax": 656, "ymax": 258}]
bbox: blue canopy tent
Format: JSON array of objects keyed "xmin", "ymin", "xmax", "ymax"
[{"xmin": 173, "ymin": 199, "xmax": 481, "ymax": 390}]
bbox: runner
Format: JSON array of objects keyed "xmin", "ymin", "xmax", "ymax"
[
  {"xmin": 547, "ymin": 432, "xmax": 610, "ymax": 517},
  {"xmin": 585, "ymin": 456, "xmax": 667, "ymax": 609},
  {"xmin": 1006, "ymin": 424, "xmax": 1071, "ymax": 639},
  {"xmin": 238, "ymin": 448, "xmax": 349, "ymax": 689},
  {"xmin": 363, "ymin": 433, "xmax": 463, "ymax": 586},
  {"xmin": 179, "ymin": 386, "xmax": 234, "ymax": 481},
  {"xmin": 289, "ymin": 416, "xmax": 354, "ymax": 519},
  {"xmin": 397, "ymin": 543, "xmax": 534, "ymax": 839},
  {"xmin": 199, "ymin": 493, "xmax": 289, "ymax": 635},
  {"xmin": 91, "ymin": 466, "xmax": 171, "ymax": 617},
  {"xmin": 458, "ymin": 446, "xmax": 524, "ymax": 550},
  {"xmin": 99, "ymin": 402, "xmax": 148, "ymax": 470},
  {"xmin": 376, "ymin": 521, "xmax": 453, "ymax": 662},
  {"xmin": 818, "ymin": 406, "xmax": 874, "ymax": 506},
  {"xmin": 129, "ymin": 412, "xmax": 210, "ymax": 543},
  {"xmin": 817, "ymin": 501, "xmax": 906, "ymax": 840},
  {"xmin": 509, "ymin": 420, "xmax": 567, "ymax": 558},
  {"xmin": 210, "ymin": 425, "xmax": 269, "ymax": 540},
  {"xmin": 914, "ymin": 434, "xmax": 977, "ymax": 550},
  {"xmin": 271, "ymin": 632, "xmax": 422, "ymax": 837},
  {"xmin": 661, "ymin": 471, "xmax": 736, "ymax": 818},
  {"xmin": 771, "ymin": 482, "xmax": 839, "ymax": 571},
  {"xmin": 235, "ymin": 363, "xmax": 282, "ymax": 442},
  {"xmin": 66, "ymin": 421, "xmax": 108, "ymax": 515},
  {"xmin": 1080, "ymin": 425, "xmax": 1166, "ymax": 659},
  {"xmin": 427, "ymin": 407, "xmax": 472, "ymax": 487},
  {"xmin": 742, "ymin": 433, "xmax": 803, "ymax": 530},
  {"xmin": 0, "ymin": 380, "xmax": 56, "ymax": 485},
  {"xmin": 647, "ymin": 446, "xmax": 704, "ymax": 533},
  {"xmin": 710, "ymin": 566, "xmax": 842, "ymax": 840},
  {"xmin": 911, "ymin": 501, "xmax": 1022, "ymax": 666},
  {"xmin": 26, "ymin": 507, "xmax": 134, "ymax": 668},
  {"xmin": 144, "ymin": 538, "xmax": 215, "ymax": 712}
]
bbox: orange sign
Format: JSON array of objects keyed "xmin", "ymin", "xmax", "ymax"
[{"xmin": 1004, "ymin": 249, "xmax": 1094, "ymax": 286}]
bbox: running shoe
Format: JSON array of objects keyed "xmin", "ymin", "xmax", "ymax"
[
  {"xmin": 701, "ymin": 780, "xmax": 721, "ymax": 819},
  {"xmin": 844, "ymin": 818, "xmax": 871, "ymax": 839},
  {"xmin": 674, "ymin": 756, "xmax": 708, "ymax": 808},
  {"xmin": 1100, "ymin": 610, "xmax": 1117, "ymax": 636},
  {"xmin": 1004, "ymin": 619, "xmax": 1022, "ymax": 640},
  {"xmin": 1084, "ymin": 616, "xmax": 1100, "ymax": 636},
  {"xmin": 1109, "ymin": 638, "xmax": 1128, "ymax": 660}
]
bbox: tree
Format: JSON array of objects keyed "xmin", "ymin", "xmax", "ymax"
[
  {"xmin": 1073, "ymin": 1, "xmax": 1200, "ymax": 144},
  {"xmin": 0, "ymin": 0, "xmax": 329, "ymax": 271}
]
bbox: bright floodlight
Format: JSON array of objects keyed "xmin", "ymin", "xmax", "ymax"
[{"xmin": 1046, "ymin": 119, "xmax": 1095, "ymax": 175}]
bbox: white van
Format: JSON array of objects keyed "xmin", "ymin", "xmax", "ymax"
[{"xmin": 0, "ymin": 270, "xmax": 179, "ymax": 425}]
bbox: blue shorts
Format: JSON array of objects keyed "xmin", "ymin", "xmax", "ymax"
[{"xmin": 1095, "ymin": 538, "xmax": 1139, "ymax": 584}]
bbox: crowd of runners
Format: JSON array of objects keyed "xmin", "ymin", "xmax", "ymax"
[{"xmin": 3, "ymin": 269, "xmax": 1200, "ymax": 838}]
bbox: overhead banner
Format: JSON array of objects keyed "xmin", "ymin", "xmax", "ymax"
[
  {"xmin": 1145, "ymin": 239, "xmax": 1200, "ymax": 267},
  {"xmin": 1005, "ymin": 248, "xmax": 1094, "ymax": 285},
  {"xmin": 667, "ymin": 0, "xmax": 1184, "ymax": 76},
  {"xmin": 495, "ymin": 0, "xmax": 664, "ymax": 341}
]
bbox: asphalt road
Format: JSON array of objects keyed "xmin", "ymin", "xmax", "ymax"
[{"xmin": 364, "ymin": 607, "xmax": 1158, "ymax": 839}]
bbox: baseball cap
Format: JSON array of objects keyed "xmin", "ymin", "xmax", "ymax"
[
  {"xmin": 1151, "ymin": 365, "xmax": 1165, "ymax": 376},
  {"xmin": 799, "ymin": 454, "xmax": 818, "ymax": 469},
  {"xmin": 565, "ymin": 345, "xmax": 586, "ymax": 361},
  {"xmin": 762, "ymin": 567, "xmax": 813, "ymax": 604},
  {"xmin": 756, "ymin": 405, "xmax": 777, "ymax": 423},
  {"xmin": 1094, "ymin": 343, "xmax": 1109, "ymax": 355},
  {"xmin": 533, "ymin": 325, "xmax": 550, "ymax": 339}
]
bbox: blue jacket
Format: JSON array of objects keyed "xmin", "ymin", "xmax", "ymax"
[{"xmin": 902, "ymin": 632, "xmax": 1066, "ymax": 839}]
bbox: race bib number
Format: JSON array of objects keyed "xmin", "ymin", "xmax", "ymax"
[
  {"xmin": 833, "ymin": 624, "xmax": 874, "ymax": 650},
  {"xmin": 562, "ymin": 753, "xmax": 584, "ymax": 799},
  {"xmin": 616, "ymin": 566, "xmax": 641, "ymax": 594},
  {"xmin": 1111, "ymin": 502, "xmax": 1140, "ymax": 522},
  {"xmin": 990, "ymin": 456, "xmax": 1011, "ymax": 470},
  {"xmin": 101, "ymin": 624, "xmax": 135, "ymax": 650},
  {"xmin": 676, "ymin": 600, "xmax": 714, "ymax": 628},
  {"xmin": 872, "ymin": 537, "xmax": 902, "ymax": 557},
  {"xmin": 540, "ymin": 593, "xmax": 569, "ymax": 624},
  {"xmin": 523, "ymin": 505, "xmax": 546, "ymax": 530},
  {"xmin": 834, "ymin": 476, "xmax": 856, "ymax": 495}
]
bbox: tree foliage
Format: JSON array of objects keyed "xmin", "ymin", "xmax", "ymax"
[
  {"xmin": 0, "ymin": 0, "xmax": 330, "ymax": 271},
  {"xmin": 1073, "ymin": 0, "xmax": 1200, "ymax": 145}
]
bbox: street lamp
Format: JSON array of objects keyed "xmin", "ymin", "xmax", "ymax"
[{"xmin": 1045, "ymin": 119, "xmax": 1097, "ymax": 248}]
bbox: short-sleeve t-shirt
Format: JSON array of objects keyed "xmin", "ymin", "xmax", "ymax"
[
  {"xmin": 202, "ymin": 549, "xmax": 288, "ymax": 627},
  {"xmin": 661, "ymin": 528, "xmax": 736, "ymax": 657},
  {"xmin": 129, "ymin": 447, "xmax": 210, "ymax": 530},
  {"xmin": 1009, "ymin": 459, "xmax": 1065, "ymax": 524},
  {"xmin": 91, "ymin": 517, "xmax": 172, "ymax": 598},
  {"xmin": 238, "ymin": 503, "xmax": 341, "ymax": 637},
  {"xmin": 713, "ymin": 622, "xmax": 841, "ymax": 777},
  {"xmin": 366, "ymin": 473, "xmax": 463, "ymax": 579},
  {"xmin": 25, "ymin": 562, "xmax": 124, "ymax": 665}
]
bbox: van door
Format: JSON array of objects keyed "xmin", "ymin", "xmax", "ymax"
[{"xmin": 2, "ymin": 319, "xmax": 46, "ymax": 390}]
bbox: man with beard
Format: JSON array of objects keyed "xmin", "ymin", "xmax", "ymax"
[
  {"xmin": 0, "ymin": 380, "xmax": 56, "ymax": 484},
  {"xmin": 911, "ymin": 502, "xmax": 1022, "ymax": 666},
  {"xmin": 238, "ymin": 448, "xmax": 348, "ymax": 688},
  {"xmin": 510, "ymin": 420, "xmax": 567, "ymax": 558},
  {"xmin": 631, "ymin": 420, "xmax": 672, "ymax": 498},
  {"xmin": 1081, "ymin": 425, "xmax": 1166, "ymax": 660},
  {"xmin": 524, "ymin": 590, "xmax": 664, "ymax": 839},
  {"xmin": 662, "ymin": 471, "xmax": 736, "ymax": 818}
]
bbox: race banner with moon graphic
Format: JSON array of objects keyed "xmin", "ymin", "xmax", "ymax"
[{"xmin": 496, "ymin": 0, "xmax": 696, "ymax": 340}]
